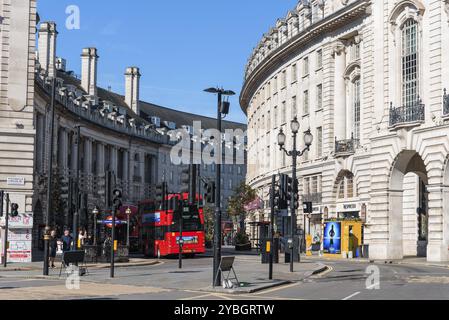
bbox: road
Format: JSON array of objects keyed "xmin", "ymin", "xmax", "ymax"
[{"xmin": 0, "ymin": 255, "xmax": 449, "ymax": 300}]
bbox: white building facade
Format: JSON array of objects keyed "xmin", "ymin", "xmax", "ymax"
[{"xmin": 240, "ymin": 0, "xmax": 449, "ymax": 262}]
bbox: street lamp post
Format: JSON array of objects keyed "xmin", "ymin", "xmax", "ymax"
[
  {"xmin": 92, "ymin": 206, "xmax": 99, "ymax": 246},
  {"xmin": 277, "ymin": 117, "xmax": 313, "ymax": 272},
  {"xmin": 204, "ymin": 87, "xmax": 235, "ymax": 287},
  {"xmin": 126, "ymin": 207, "xmax": 132, "ymax": 248},
  {"xmin": 44, "ymin": 76, "xmax": 56, "ymax": 276}
]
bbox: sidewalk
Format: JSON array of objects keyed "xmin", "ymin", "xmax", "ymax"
[
  {"xmin": 303, "ymin": 255, "xmax": 449, "ymax": 269},
  {"xmin": 0, "ymin": 258, "xmax": 160, "ymax": 272}
]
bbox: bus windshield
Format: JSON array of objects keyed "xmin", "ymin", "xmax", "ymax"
[{"xmin": 170, "ymin": 210, "xmax": 203, "ymax": 232}]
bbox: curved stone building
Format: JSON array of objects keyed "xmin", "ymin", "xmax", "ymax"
[{"xmin": 240, "ymin": 0, "xmax": 449, "ymax": 262}]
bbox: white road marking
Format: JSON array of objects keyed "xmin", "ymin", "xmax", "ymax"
[
  {"xmin": 342, "ymin": 291, "xmax": 361, "ymax": 300},
  {"xmin": 254, "ymin": 281, "xmax": 301, "ymax": 295},
  {"xmin": 180, "ymin": 293, "xmax": 215, "ymax": 300}
]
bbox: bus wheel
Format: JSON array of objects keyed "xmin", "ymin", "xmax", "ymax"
[{"xmin": 157, "ymin": 248, "xmax": 161, "ymax": 260}]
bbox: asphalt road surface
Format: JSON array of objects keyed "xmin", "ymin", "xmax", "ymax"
[{"xmin": 0, "ymin": 256, "xmax": 448, "ymax": 300}]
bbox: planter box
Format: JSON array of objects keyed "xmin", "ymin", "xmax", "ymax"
[{"xmin": 235, "ymin": 243, "xmax": 252, "ymax": 251}]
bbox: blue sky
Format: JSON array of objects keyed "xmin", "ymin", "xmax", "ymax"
[{"xmin": 37, "ymin": 0, "xmax": 298, "ymax": 123}]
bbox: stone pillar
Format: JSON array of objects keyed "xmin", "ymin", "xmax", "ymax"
[
  {"xmin": 84, "ymin": 138, "xmax": 93, "ymax": 174},
  {"xmin": 97, "ymin": 143, "xmax": 105, "ymax": 175},
  {"xmin": 38, "ymin": 21, "xmax": 57, "ymax": 77},
  {"xmin": 426, "ymin": 184, "xmax": 448, "ymax": 262},
  {"xmin": 81, "ymin": 48, "xmax": 99, "ymax": 96},
  {"xmin": 333, "ymin": 42, "xmax": 347, "ymax": 140},
  {"xmin": 125, "ymin": 67, "xmax": 141, "ymax": 115},
  {"xmin": 123, "ymin": 150, "xmax": 130, "ymax": 195},
  {"xmin": 110, "ymin": 146, "xmax": 118, "ymax": 177}
]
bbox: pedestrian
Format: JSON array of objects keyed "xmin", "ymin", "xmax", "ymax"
[
  {"xmin": 78, "ymin": 229, "xmax": 87, "ymax": 248},
  {"xmin": 49, "ymin": 229, "xmax": 58, "ymax": 269},
  {"xmin": 61, "ymin": 229, "xmax": 73, "ymax": 252}
]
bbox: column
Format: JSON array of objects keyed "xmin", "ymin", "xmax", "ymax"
[
  {"xmin": 110, "ymin": 146, "xmax": 118, "ymax": 176},
  {"xmin": 123, "ymin": 150, "xmax": 130, "ymax": 195},
  {"xmin": 60, "ymin": 128, "xmax": 69, "ymax": 170},
  {"xmin": 97, "ymin": 143, "xmax": 105, "ymax": 175},
  {"xmin": 84, "ymin": 138, "xmax": 93, "ymax": 174},
  {"xmin": 333, "ymin": 42, "xmax": 347, "ymax": 140}
]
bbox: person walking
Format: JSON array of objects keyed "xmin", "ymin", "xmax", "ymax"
[
  {"xmin": 61, "ymin": 229, "xmax": 73, "ymax": 252},
  {"xmin": 49, "ymin": 230, "xmax": 58, "ymax": 269}
]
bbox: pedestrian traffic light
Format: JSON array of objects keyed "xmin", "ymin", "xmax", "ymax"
[
  {"xmin": 204, "ymin": 181, "xmax": 216, "ymax": 204},
  {"xmin": 303, "ymin": 202, "xmax": 313, "ymax": 214},
  {"xmin": 11, "ymin": 203, "xmax": 19, "ymax": 217},
  {"xmin": 181, "ymin": 166, "xmax": 190, "ymax": 194},
  {"xmin": 112, "ymin": 188, "xmax": 123, "ymax": 209}
]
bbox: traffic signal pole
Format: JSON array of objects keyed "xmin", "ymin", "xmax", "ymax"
[
  {"xmin": 3, "ymin": 194, "xmax": 9, "ymax": 268},
  {"xmin": 213, "ymin": 91, "xmax": 222, "ymax": 287},
  {"xmin": 269, "ymin": 176, "xmax": 275, "ymax": 280},
  {"xmin": 110, "ymin": 202, "xmax": 116, "ymax": 278}
]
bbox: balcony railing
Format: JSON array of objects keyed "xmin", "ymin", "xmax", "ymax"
[
  {"xmin": 444, "ymin": 88, "xmax": 449, "ymax": 116},
  {"xmin": 335, "ymin": 134, "xmax": 359, "ymax": 157},
  {"xmin": 389, "ymin": 100, "xmax": 425, "ymax": 127},
  {"xmin": 302, "ymin": 192, "xmax": 322, "ymax": 204}
]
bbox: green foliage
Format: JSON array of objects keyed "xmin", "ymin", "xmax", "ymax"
[
  {"xmin": 234, "ymin": 231, "xmax": 250, "ymax": 245},
  {"xmin": 227, "ymin": 182, "xmax": 257, "ymax": 224},
  {"xmin": 203, "ymin": 205, "xmax": 214, "ymax": 244}
]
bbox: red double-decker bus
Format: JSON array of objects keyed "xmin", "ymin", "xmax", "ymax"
[{"xmin": 139, "ymin": 193, "xmax": 206, "ymax": 258}]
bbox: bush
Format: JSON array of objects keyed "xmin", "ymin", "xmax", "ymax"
[{"xmin": 235, "ymin": 231, "xmax": 250, "ymax": 245}]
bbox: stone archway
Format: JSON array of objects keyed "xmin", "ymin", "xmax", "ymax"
[{"xmin": 388, "ymin": 150, "xmax": 428, "ymax": 259}]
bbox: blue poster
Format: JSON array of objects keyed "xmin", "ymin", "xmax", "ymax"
[{"xmin": 323, "ymin": 222, "xmax": 341, "ymax": 254}]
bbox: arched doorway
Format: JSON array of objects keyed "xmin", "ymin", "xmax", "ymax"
[{"xmin": 389, "ymin": 150, "xmax": 428, "ymax": 259}]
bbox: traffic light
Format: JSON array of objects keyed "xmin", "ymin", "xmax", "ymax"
[
  {"xmin": 11, "ymin": 203, "xmax": 19, "ymax": 217},
  {"xmin": 273, "ymin": 183, "xmax": 282, "ymax": 210},
  {"xmin": 180, "ymin": 166, "xmax": 190, "ymax": 194},
  {"xmin": 204, "ymin": 181, "xmax": 216, "ymax": 204},
  {"xmin": 112, "ymin": 189, "xmax": 123, "ymax": 209},
  {"xmin": 303, "ymin": 202, "xmax": 313, "ymax": 214}
]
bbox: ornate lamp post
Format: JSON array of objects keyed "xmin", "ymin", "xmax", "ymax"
[
  {"xmin": 92, "ymin": 206, "xmax": 99, "ymax": 246},
  {"xmin": 277, "ymin": 117, "xmax": 313, "ymax": 272},
  {"xmin": 125, "ymin": 207, "xmax": 132, "ymax": 248}
]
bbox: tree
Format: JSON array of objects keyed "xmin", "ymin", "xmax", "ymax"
[
  {"xmin": 227, "ymin": 182, "xmax": 257, "ymax": 230},
  {"xmin": 203, "ymin": 205, "xmax": 214, "ymax": 248}
]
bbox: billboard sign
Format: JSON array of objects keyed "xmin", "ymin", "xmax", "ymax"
[{"xmin": 323, "ymin": 221, "xmax": 341, "ymax": 254}]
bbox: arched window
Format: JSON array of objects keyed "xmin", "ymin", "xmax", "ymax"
[
  {"xmin": 336, "ymin": 171, "xmax": 357, "ymax": 199},
  {"xmin": 401, "ymin": 19, "xmax": 419, "ymax": 107}
]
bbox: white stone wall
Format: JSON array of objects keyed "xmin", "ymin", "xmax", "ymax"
[{"xmin": 0, "ymin": 0, "xmax": 36, "ymax": 214}]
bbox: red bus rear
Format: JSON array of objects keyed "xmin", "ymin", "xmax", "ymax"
[{"xmin": 139, "ymin": 193, "xmax": 206, "ymax": 258}]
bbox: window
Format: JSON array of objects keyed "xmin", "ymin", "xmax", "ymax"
[
  {"xmin": 273, "ymin": 77, "xmax": 278, "ymax": 94},
  {"xmin": 274, "ymin": 106, "xmax": 278, "ymax": 127},
  {"xmin": 316, "ymin": 84, "xmax": 323, "ymax": 110},
  {"xmin": 353, "ymin": 79, "xmax": 361, "ymax": 140},
  {"xmin": 267, "ymin": 111, "xmax": 271, "ymax": 130},
  {"xmin": 303, "ymin": 177, "xmax": 310, "ymax": 195},
  {"xmin": 353, "ymin": 43, "xmax": 360, "ymax": 61},
  {"xmin": 401, "ymin": 19, "xmax": 419, "ymax": 107},
  {"xmin": 316, "ymin": 127, "xmax": 323, "ymax": 158},
  {"xmin": 312, "ymin": 176, "xmax": 318, "ymax": 194},
  {"xmin": 291, "ymin": 96, "xmax": 297, "ymax": 118},
  {"xmin": 316, "ymin": 50, "xmax": 323, "ymax": 69},
  {"xmin": 281, "ymin": 101, "xmax": 286, "ymax": 123},
  {"xmin": 303, "ymin": 57, "xmax": 309, "ymax": 76},
  {"xmin": 291, "ymin": 64, "xmax": 297, "ymax": 83},
  {"xmin": 303, "ymin": 90, "xmax": 309, "ymax": 115},
  {"xmin": 336, "ymin": 172, "xmax": 356, "ymax": 199},
  {"xmin": 281, "ymin": 70, "xmax": 287, "ymax": 88}
]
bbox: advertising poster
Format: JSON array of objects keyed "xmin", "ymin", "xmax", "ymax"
[{"xmin": 323, "ymin": 222, "xmax": 341, "ymax": 254}]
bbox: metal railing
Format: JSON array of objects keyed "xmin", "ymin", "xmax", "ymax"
[
  {"xmin": 444, "ymin": 88, "xmax": 449, "ymax": 116},
  {"xmin": 302, "ymin": 192, "xmax": 322, "ymax": 204},
  {"xmin": 389, "ymin": 100, "xmax": 425, "ymax": 127},
  {"xmin": 335, "ymin": 134, "xmax": 359, "ymax": 156}
]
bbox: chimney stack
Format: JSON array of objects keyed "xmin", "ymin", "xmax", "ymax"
[
  {"xmin": 81, "ymin": 48, "xmax": 99, "ymax": 96},
  {"xmin": 38, "ymin": 22, "xmax": 57, "ymax": 77},
  {"xmin": 125, "ymin": 67, "xmax": 141, "ymax": 115}
]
